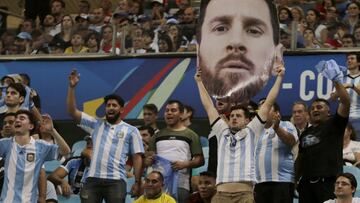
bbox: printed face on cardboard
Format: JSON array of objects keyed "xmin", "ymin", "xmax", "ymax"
[{"xmin": 197, "ymin": 0, "xmax": 280, "ymax": 103}]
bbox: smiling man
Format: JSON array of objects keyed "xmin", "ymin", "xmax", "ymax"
[
  {"xmin": 147, "ymin": 100, "xmax": 204, "ymax": 203},
  {"xmin": 197, "ymin": 0, "xmax": 281, "ymax": 103},
  {"xmin": 297, "ymin": 78, "xmax": 350, "ymax": 202},
  {"xmin": 66, "ymin": 70, "xmax": 144, "ymax": 203}
]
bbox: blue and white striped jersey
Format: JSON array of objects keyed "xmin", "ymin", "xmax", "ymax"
[
  {"xmin": 255, "ymin": 121, "xmax": 298, "ymax": 183},
  {"xmin": 0, "ymin": 137, "xmax": 58, "ymax": 203},
  {"xmin": 79, "ymin": 112, "xmax": 144, "ymax": 181},
  {"xmin": 211, "ymin": 115, "xmax": 265, "ymax": 185}
]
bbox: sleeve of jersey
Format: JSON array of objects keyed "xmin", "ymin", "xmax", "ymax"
[
  {"xmin": 129, "ymin": 128, "xmax": 144, "ymax": 155},
  {"xmin": 247, "ymin": 114, "xmax": 265, "ymax": 139},
  {"xmin": 0, "ymin": 138, "xmax": 12, "ymax": 156},
  {"xmin": 210, "ymin": 117, "xmax": 228, "ymax": 140},
  {"xmin": 60, "ymin": 159, "xmax": 75, "ymax": 173},
  {"xmin": 42, "ymin": 142, "xmax": 60, "ymax": 161},
  {"xmin": 282, "ymin": 121, "xmax": 299, "ymax": 142},
  {"xmin": 79, "ymin": 112, "xmax": 97, "ymax": 134}
]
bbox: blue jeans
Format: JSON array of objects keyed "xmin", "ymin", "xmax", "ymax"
[{"xmin": 81, "ymin": 177, "xmax": 126, "ymax": 203}]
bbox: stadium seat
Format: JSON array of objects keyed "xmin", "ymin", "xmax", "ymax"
[
  {"xmin": 343, "ymin": 165, "xmax": 360, "ymax": 197},
  {"xmin": 192, "ymin": 147, "xmax": 209, "ymax": 176},
  {"xmin": 44, "ymin": 160, "xmax": 61, "ymax": 174},
  {"xmin": 71, "ymin": 140, "xmax": 86, "ymax": 156},
  {"xmin": 57, "ymin": 194, "xmax": 81, "ymax": 203},
  {"xmin": 200, "ymin": 136, "xmax": 209, "ymax": 147}
]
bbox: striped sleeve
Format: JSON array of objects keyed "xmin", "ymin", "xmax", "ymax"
[
  {"xmin": 129, "ymin": 127, "xmax": 144, "ymax": 154},
  {"xmin": 211, "ymin": 118, "xmax": 228, "ymax": 140},
  {"xmin": 282, "ymin": 121, "xmax": 298, "ymax": 142},
  {"xmin": 79, "ymin": 112, "xmax": 97, "ymax": 134}
]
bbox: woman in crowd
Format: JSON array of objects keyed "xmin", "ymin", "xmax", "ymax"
[
  {"xmin": 51, "ymin": 15, "xmax": 75, "ymax": 52},
  {"xmin": 343, "ymin": 124, "xmax": 360, "ymax": 167}
]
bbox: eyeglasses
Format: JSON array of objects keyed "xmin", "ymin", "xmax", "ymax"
[{"xmin": 335, "ymin": 181, "xmax": 351, "ymax": 187}]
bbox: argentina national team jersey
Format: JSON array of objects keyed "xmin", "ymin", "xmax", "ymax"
[
  {"xmin": 255, "ymin": 121, "xmax": 298, "ymax": 183},
  {"xmin": 344, "ymin": 74, "xmax": 360, "ymax": 118},
  {"xmin": 211, "ymin": 115, "xmax": 265, "ymax": 185},
  {"xmin": 0, "ymin": 137, "xmax": 58, "ymax": 203},
  {"xmin": 80, "ymin": 112, "xmax": 144, "ymax": 181}
]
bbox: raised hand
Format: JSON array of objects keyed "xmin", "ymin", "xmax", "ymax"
[
  {"xmin": 69, "ymin": 69, "xmax": 80, "ymax": 88},
  {"xmin": 40, "ymin": 114, "xmax": 54, "ymax": 134}
]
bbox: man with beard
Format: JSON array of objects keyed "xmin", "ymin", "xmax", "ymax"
[
  {"xmin": 195, "ymin": 60, "xmax": 285, "ymax": 202},
  {"xmin": 66, "ymin": 70, "xmax": 144, "ymax": 203},
  {"xmin": 197, "ymin": 0, "xmax": 281, "ymax": 103},
  {"xmin": 134, "ymin": 171, "xmax": 176, "ymax": 203}
]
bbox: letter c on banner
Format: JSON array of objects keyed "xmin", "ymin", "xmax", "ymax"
[{"xmin": 300, "ymin": 70, "xmax": 315, "ymax": 101}]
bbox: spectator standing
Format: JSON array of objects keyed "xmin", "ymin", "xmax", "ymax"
[
  {"xmin": 146, "ymin": 100, "xmax": 204, "ymax": 203},
  {"xmin": 297, "ymin": 60, "xmax": 350, "ymax": 203},
  {"xmin": 254, "ymin": 103, "xmax": 298, "ymax": 203},
  {"xmin": 194, "ymin": 58, "xmax": 285, "ymax": 202},
  {"xmin": 142, "ymin": 104, "xmax": 159, "ymax": 133},
  {"xmin": 0, "ymin": 110, "xmax": 69, "ymax": 203},
  {"xmin": 67, "ymin": 70, "xmax": 144, "ymax": 203}
]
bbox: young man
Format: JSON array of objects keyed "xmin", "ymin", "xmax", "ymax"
[
  {"xmin": 0, "ymin": 110, "xmax": 69, "ymax": 203},
  {"xmin": 67, "ymin": 70, "xmax": 144, "ymax": 203},
  {"xmin": 142, "ymin": 103, "xmax": 159, "ymax": 133},
  {"xmin": 196, "ymin": 0, "xmax": 281, "ymax": 103},
  {"xmin": 187, "ymin": 171, "xmax": 217, "ymax": 203},
  {"xmin": 324, "ymin": 173, "xmax": 360, "ymax": 203},
  {"xmin": 147, "ymin": 100, "xmax": 204, "ymax": 203},
  {"xmin": 195, "ymin": 59, "xmax": 285, "ymax": 202}
]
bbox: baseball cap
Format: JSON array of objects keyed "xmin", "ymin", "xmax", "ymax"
[{"xmin": 75, "ymin": 13, "xmax": 89, "ymax": 22}]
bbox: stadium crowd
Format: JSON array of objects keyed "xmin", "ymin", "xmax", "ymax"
[
  {"xmin": 1, "ymin": 0, "xmax": 360, "ymax": 55},
  {"xmin": 0, "ymin": 0, "xmax": 360, "ymax": 203}
]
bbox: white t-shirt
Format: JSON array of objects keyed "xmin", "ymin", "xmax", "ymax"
[
  {"xmin": 324, "ymin": 197, "xmax": 360, "ymax": 203},
  {"xmin": 343, "ymin": 141, "xmax": 360, "ymax": 166}
]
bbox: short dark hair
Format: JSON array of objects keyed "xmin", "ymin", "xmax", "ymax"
[
  {"xmin": 143, "ymin": 103, "xmax": 158, "ymax": 114},
  {"xmin": 7, "ymin": 83, "xmax": 26, "ymax": 98},
  {"xmin": 337, "ymin": 172, "xmax": 357, "ymax": 194},
  {"xmin": 184, "ymin": 105, "xmax": 195, "ymax": 120},
  {"xmin": 230, "ymin": 105, "xmax": 251, "ymax": 119},
  {"xmin": 347, "ymin": 52, "xmax": 360, "ymax": 64},
  {"xmin": 104, "ymin": 94, "xmax": 125, "ymax": 107},
  {"xmin": 50, "ymin": 0, "xmax": 65, "ymax": 8},
  {"xmin": 15, "ymin": 110, "xmax": 37, "ymax": 134},
  {"xmin": 138, "ymin": 125, "xmax": 155, "ymax": 136},
  {"xmin": 312, "ymin": 98, "xmax": 330, "ymax": 108},
  {"xmin": 272, "ymin": 102, "xmax": 280, "ymax": 113},
  {"xmin": 148, "ymin": 170, "xmax": 164, "ymax": 183},
  {"xmin": 196, "ymin": 0, "xmax": 279, "ymax": 44},
  {"xmin": 167, "ymin": 100, "xmax": 184, "ymax": 113},
  {"xmin": 3, "ymin": 112, "xmax": 16, "ymax": 120},
  {"xmin": 199, "ymin": 171, "xmax": 216, "ymax": 179},
  {"xmin": 19, "ymin": 73, "xmax": 31, "ymax": 86}
]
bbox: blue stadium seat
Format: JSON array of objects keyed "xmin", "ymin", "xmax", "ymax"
[
  {"xmin": 57, "ymin": 194, "xmax": 81, "ymax": 203},
  {"xmin": 192, "ymin": 147, "xmax": 209, "ymax": 176},
  {"xmin": 71, "ymin": 141, "xmax": 86, "ymax": 156},
  {"xmin": 343, "ymin": 165, "xmax": 360, "ymax": 197},
  {"xmin": 44, "ymin": 160, "xmax": 61, "ymax": 174},
  {"xmin": 200, "ymin": 136, "xmax": 209, "ymax": 147}
]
